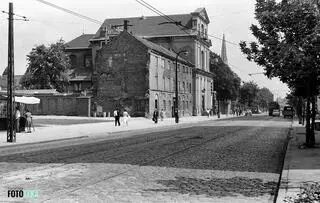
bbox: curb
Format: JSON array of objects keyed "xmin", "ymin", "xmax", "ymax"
[{"xmin": 275, "ymin": 121, "xmax": 295, "ymax": 203}]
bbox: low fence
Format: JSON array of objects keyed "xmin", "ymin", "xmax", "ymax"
[{"xmin": 25, "ymin": 95, "xmax": 91, "ymax": 117}]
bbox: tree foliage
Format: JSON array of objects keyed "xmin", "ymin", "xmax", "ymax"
[
  {"xmin": 210, "ymin": 52, "xmax": 241, "ymax": 101},
  {"xmin": 240, "ymin": 0, "xmax": 320, "ymax": 92},
  {"xmin": 240, "ymin": 0, "xmax": 320, "ymax": 147},
  {"xmin": 239, "ymin": 81, "xmax": 260, "ymax": 107},
  {"xmin": 20, "ymin": 39, "xmax": 71, "ymax": 92},
  {"xmin": 257, "ymin": 87, "xmax": 274, "ymax": 110}
]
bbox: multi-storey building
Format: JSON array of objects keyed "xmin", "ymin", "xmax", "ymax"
[
  {"xmin": 95, "ymin": 31, "xmax": 194, "ymax": 117},
  {"xmin": 66, "ymin": 7, "xmax": 214, "ymax": 116}
]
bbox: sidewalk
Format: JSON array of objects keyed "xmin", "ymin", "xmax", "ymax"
[
  {"xmin": 0, "ymin": 114, "xmax": 230, "ymax": 147},
  {"xmin": 276, "ymin": 121, "xmax": 320, "ymax": 202}
]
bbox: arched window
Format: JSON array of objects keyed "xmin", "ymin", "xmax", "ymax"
[
  {"xmin": 182, "ymin": 82, "xmax": 185, "ymax": 93},
  {"xmin": 155, "ymin": 94, "xmax": 159, "ymax": 109},
  {"xmin": 201, "ymin": 24, "xmax": 204, "ymax": 37},
  {"xmin": 201, "ymin": 51, "xmax": 205, "ymax": 69}
]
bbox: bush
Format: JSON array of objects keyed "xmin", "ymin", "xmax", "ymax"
[{"xmin": 284, "ymin": 182, "xmax": 320, "ymax": 203}]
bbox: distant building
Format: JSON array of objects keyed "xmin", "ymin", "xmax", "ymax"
[{"xmin": 66, "ymin": 7, "xmax": 215, "ymax": 116}]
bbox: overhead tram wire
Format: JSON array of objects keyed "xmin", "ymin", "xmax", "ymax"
[{"xmin": 34, "ymin": 0, "xmax": 103, "ymax": 25}]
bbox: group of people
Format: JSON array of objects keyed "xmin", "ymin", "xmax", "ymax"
[
  {"xmin": 114, "ymin": 108, "xmax": 165, "ymax": 126},
  {"xmin": 152, "ymin": 108, "xmax": 164, "ymax": 124},
  {"xmin": 15, "ymin": 107, "xmax": 33, "ymax": 133},
  {"xmin": 113, "ymin": 108, "xmax": 130, "ymax": 126}
]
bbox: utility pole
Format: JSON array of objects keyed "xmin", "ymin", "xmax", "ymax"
[
  {"xmin": 7, "ymin": 2, "xmax": 15, "ymax": 142},
  {"xmin": 111, "ymin": 20, "xmax": 133, "ymax": 31}
]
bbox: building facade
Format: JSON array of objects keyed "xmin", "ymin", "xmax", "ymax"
[
  {"xmin": 94, "ymin": 31, "xmax": 194, "ymax": 117},
  {"xmin": 66, "ymin": 7, "xmax": 214, "ymax": 116}
]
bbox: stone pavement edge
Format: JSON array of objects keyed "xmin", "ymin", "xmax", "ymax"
[{"xmin": 276, "ymin": 120, "xmax": 320, "ymax": 203}]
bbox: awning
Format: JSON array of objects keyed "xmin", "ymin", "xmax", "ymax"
[{"xmin": 15, "ymin": 96, "xmax": 40, "ymax": 104}]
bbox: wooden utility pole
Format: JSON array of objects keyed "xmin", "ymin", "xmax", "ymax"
[
  {"xmin": 7, "ymin": 2, "xmax": 15, "ymax": 142},
  {"xmin": 111, "ymin": 20, "xmax": 133, "ymax": 31}
]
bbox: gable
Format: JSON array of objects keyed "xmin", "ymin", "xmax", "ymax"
[{"xmin": 192, "ymin": 8, "xmax": 210, "ymax": 24}]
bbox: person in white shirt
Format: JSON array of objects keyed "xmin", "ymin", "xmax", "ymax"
[
  {"xmin": 122, "ymin": 110, "xmax": 130, "ymax": 126},
  {"xmin": 15, "ymin": 106, "xmax": 21, "ymax": 133}
]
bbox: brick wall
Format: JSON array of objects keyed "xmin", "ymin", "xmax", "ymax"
[
  {"xmin": 25, "ymin": 95, "xmax": 91, "ymax": 116},
  {"xmin": 94, "ymin": 31, "xmax": 149, "ymax": 116}
]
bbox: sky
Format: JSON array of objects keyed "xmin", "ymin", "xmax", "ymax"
[{"xmin": 0, "ymin": 0, "xmax": 290, "ymax": 99}]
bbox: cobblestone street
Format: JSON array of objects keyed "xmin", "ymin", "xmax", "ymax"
[{"xmin": 0, "ymin": 116, "xmax": 291, "ymax": 202}]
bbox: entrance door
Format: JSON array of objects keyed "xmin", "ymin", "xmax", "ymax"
[{"xmin": 202, "ymin": 95, "xmax": 205, "ymax": 112}]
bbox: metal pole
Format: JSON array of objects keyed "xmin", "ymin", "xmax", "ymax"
[
  {"xmin": 7, "ymin": 2, "xmax": 15, "ymax": 142},
  {"xmin": 175, "ymin": 53, "xmax": 179, "ymax": 123}
]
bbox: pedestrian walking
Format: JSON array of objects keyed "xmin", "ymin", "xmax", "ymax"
[
  {"xmin": 160, "ymin": 109, "xmax": 164, "ymax": 121},
  {"xmin": 206, "ymin": 108, "xmax": 210, "ymax": 117},
  {"xmin": 15, "ymin": 106, "xmax": 21, "ymax": 133},
  {"xmin": 114, "ymin": 108, "xmax": 120, "ymax": 126},
  {"xmin": 25, "ymin": 109, "xmax": 32, "ymax": 133},
  {"xmin": 153, "ymin": 108, "xmax": 159, "ymax": 124},
  {"xmin": 123, "ymin": 109, "xmax": 130, "ymax": 126}
]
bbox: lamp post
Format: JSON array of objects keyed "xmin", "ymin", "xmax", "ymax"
[{"xmin": 175, "ymin": 50, "xmax": 188, "ymax": 123}]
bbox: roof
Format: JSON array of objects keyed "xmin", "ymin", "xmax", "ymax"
[
  {"xmin": 69, "ymin": 75, "xmax": 92, "ymax": 82},
  {"xmin": 0, "ymin": 89, "xmax": 59, "ymax": 96},
  {"xmin": 65, "ymin": 34, "xmax": 95, "ymax": 49},
  {"xmin": 94, "ymin": 14, "xmax": 194, "ymax": 39},
  {"xmin": 106, "ymin": 31, "xmax": 193, "ymax": 66},
  {"xmin": 132, "ymin": 34, "xmax": 194, "ymax": 66}
]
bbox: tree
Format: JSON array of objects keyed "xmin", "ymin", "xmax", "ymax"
[
  {"xmin": 239, "ymin": 81, "xmax": 259, "ymax": 108},
  {"xmin": 210, "ymin": 52, "xmax": 241, "ymax": 101},
  {"xmin": 20, "ymin": 39, "xmax": 71, "ymax": 92},
  {"xmin": 240, "ymin": 0, "xmax": 320, "ymax": 147},
  {"xmin": 257, "ymin": 87, "xmax": 274, "ymax": 111}
]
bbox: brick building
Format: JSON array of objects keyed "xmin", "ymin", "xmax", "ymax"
[
  {"xmin": 66, "ymin": 7, "xmax": 215, "ymax": 116},
  {"xmin": 95, "ymin": 31, "xmax": 194, "ymax": 117}
]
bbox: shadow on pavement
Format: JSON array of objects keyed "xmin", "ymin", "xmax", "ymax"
[
  {"xmin": 219, "ymin": 115, "xmax": 292, "ymax": 122},
  {"xmin": 145, "ymin": 176, "xmax": 277, "ymax": 197}
]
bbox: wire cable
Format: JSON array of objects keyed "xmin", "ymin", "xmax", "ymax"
[{"xmin": 34, "ymin": 0, "xmax": 102, "ymax": 25}]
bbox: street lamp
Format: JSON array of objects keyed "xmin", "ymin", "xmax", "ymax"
[{"xmin": 175, "ymin": 50, "xmax": 188, "ymax": 123}]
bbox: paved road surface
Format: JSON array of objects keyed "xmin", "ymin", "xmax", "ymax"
[{"xmin": 0, "ymin": 115, "xmax": 291, "ymax": 202}]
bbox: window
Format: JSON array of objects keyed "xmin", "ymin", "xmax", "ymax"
[
  {"xmin": 155, "ymin": 56, "xmax": 159, "ymax": 68},
  {"xmin": 161, "ymin": 59, "xmax": 165, "ymax": 69},
  {"xmin": 163, "ymin": 76, "xmax": 165, "ymax": 91},
  {"xmin": 201, "ymin": 24, "xmax": 204, "ymax": 37},
  {"xmin": 84, "ymin": 55, "xmax": 92, "ymax": 68},
  {"xmin": 100, "ymin": 41, "xmax": 106, "ymax": 48},
  {"xmin": 69, "ymin": 55, "xmax": 77, "ymax": 68},
  {"xmin": 201, "ymin": 51, "xmax": 205, "ymax": 69},
  {"xmin": 192, "ymin": 19, "xmax": 197, "ymax": 29},
  {"xmin": 183, "ymin": 82, "xmax": 185, "ymax": 93}
]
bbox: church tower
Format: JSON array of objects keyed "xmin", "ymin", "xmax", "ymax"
[{"xmin": 221, "ymin": 34, "xmax": 228, "ymax": 65}]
